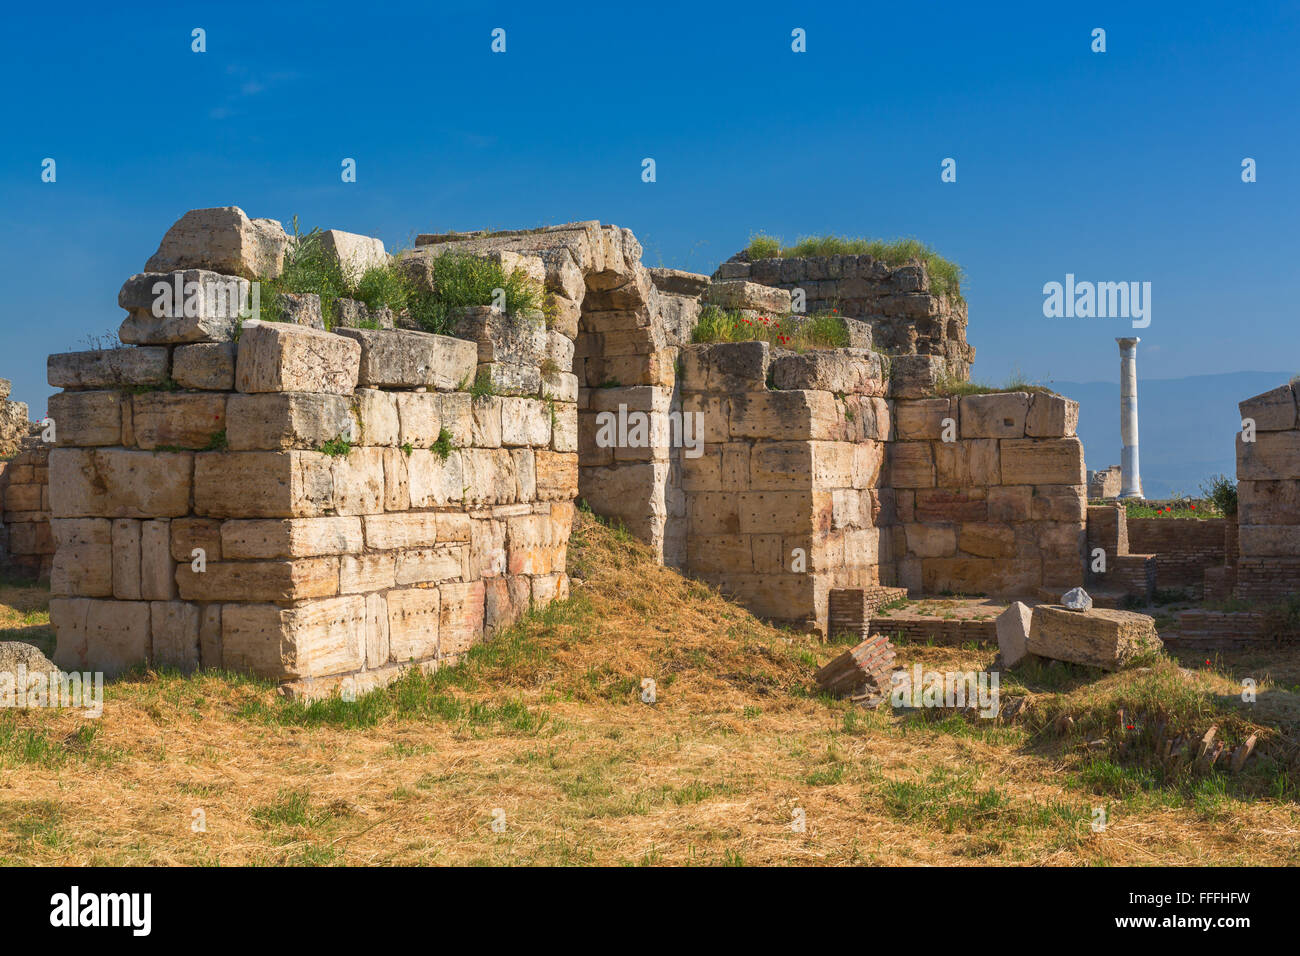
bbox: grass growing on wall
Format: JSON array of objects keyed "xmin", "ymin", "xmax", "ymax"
[
  {"xmin": 743, "ymin": 233, "xmax": 965, "ymax": 302},
  {"xmin": 258, "ymin": 222, "xmax": 543, "ymax": 336},
  {"xmin": 691, "ymin": 306, "xmax": 849, "ymax": 351},
  {"xmin": 933, "ymin": 370, "xmax": 1051, "ymax": 396}
]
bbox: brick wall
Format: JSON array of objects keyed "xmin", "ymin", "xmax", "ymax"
[{"xmin": 1126, "ymin": 517, "xmax": 1227, "ymax": 597}]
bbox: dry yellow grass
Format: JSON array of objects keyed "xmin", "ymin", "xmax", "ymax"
[{"xmin": 1, "ymin": 515, "xmax": 1298, "ymax": 866}]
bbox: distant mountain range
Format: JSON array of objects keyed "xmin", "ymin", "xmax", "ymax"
[{"xmin": 1050, "ymin": 371, "xmax": 1293, "ymax": 499}]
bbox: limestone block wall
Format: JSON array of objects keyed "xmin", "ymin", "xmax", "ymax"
[
  {"xmin": 45, "ymin": 315, "xmax": 576, "ymax": 695},
  {"xmin": 409, "ymin": 223, "xmax": 706, "ymax": 569},
  {"xmin": 889, "ymin": 389, "xmax": 1085, "ymax": 596},
  {"xmin": 1235, "ymin": 382, "xmax": 1300, "ymax": 602},
  {"xmin": 0, "ymin": 441, "xmax": 53, "ymax": 581},
  {"xmin": 679, "ymin": 341, "xmax": 893, "ymax": 631},
  {"xmin": 714, "ymin": 255, "xmax": 974, "ymax": 379}
]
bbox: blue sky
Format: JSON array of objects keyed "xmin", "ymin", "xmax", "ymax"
[{"xmin": 4, "ymin": 0, "xmax": 1297, "ymax": 433}]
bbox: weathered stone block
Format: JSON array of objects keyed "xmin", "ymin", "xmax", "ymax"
[
  {"xmin": 330, "ymin": 447, "xmax": 385, "ymax": 516},
  {"xmin": 172, "ymin": 342, "xmax": 237, "ymax": 390},
  {"xmin": 536, "ymin": 450, "xmax": 578, "ymax": 500},
  {"xmin": 49, "ymin": 448, "xmax": 193, "ymax": 518},
  {"xmin": 48, "ymin": 391, "xmax": 123, "ymax": 446},
  {"xmin": 50, "ymin": 518, "xmax": 113, "ymax": 596},
  {"xmin": 888, "ymin": 355, "xmax": 945, "ymax": 399},
  {"xmin": 318, "ymin": 229, "xmax": 388, "ymax": 284},
  {"xmin": 888, "ymin": 442, "xmax": 936, "ymax": 488},
  {"xmin": 439, "ymin": 581, "xmax": 486, "ymax": 657},
  {"xmin": 893, "ymin": 398, "xmax": 956, "ymax": 440},
  {"xmin": 351, "ymin": 389, "xmax": 399, "ymax": 446},
  {"xmin": 728, "ymin": 390, "xmax": 839, "ymax": 441},
  {"xmin": 362, "ymin": 513, "xmax": 439, "ymax": 550},
  {"xmin": 177, "ymin": 557, "xmax": 339, "ymax": 602},
  {"xmin": 1237, "ymin": 430, "xmax": 1300, "ymax": 481},
  {"xmin": 996, "ymin": 601, "xmax": 1031, "ymax": 667},
  {"xmin": 396, "ymin": 546, "xmax": 465, "ymax": 585},
  {"xmin": 407, "ymin": 449, "xmax": 465, "ymax": 507},
  {"xmin": 960, "ymin": 392, "xmax": 1029, "ymax": 439},
  {"xmin": 453, "ymin": 307, "xmax": 548, "ymax": 365},
  {"xmin": 1239, "ymin": 383, "xmax": 1298, "ymax": 432},
  {"xmin": 194, "ymin": 451, "xmax": 333, "ymax": 517},
  {"xmin": 132, "ymin": 392, "xmax": 228, "ymax": 450},
  {"xmin": 150, "ymin": 601, "xmax": 201, "ymax": 672},
  {"xmin": 226, "ymin": 392, "xmax": 351, "ymax": 450},
  {"xmin": 118, "ymin": 270, "xmax": 247, "ymax": 343},
  {"xmin": 935, "ymin": 439, "xmax": 1000, "ymax": 487},
  {"xmin": 140, "ymin": 519, "xmax": 176, "ymax": 600},
  {"xmin": 144, "ymin": 206, "xmax": 288, "ymax": 279},
  {"xmin": 113, "ymin": 518, "xmax": 142, "ymax": 600},
  {"xmin": 387, "ymin": 588, "xmax": 440, "ymax": 662},
  {"xmin": 501, "ymin": 397, "xmax": 552, "ymax": 447},
  {"xmin": 334, "ymin": 327, "xmax": 476, "ymax": 390},
  {"xmin": 1000, "ymin": 438, "xmax": 1085, "ymax": 486},
  {"xmin": 221, "ymin": 516, "xmax": 363, "ymax": 558},
  {"xmin": 395, "ymin": 392, "xmax": 443, "ymax": 448},
  {"xmin": 703, "ymin": 280, "xmax": 791, "ymax": 314},
  {"xmin": 769, "ymin": 349, "xmax": 884, "ymax": 395},
  {"xmin": 1025, "ymin": 392, "xmax": 1079, "ymax": 438},
  {"xmin": 222, "ymin": 596, "xmax": 365, "ymax": 679},
  {"xmin": 236, "ymin": 321, "xmax": 360, "ymax": 395},
  {"xmin": 170, "ymin": 517, "xmax": 221, "ymax": 563},
  {"xmin": 48, "ymin": 347, "xmax": 169, "ymax": 390},
  {"xmin": 1026, "ymin": 605, "xmax": 1162, "ymax": 671},
  {"xmin": 51, "ymin": 597, "xmax": 150, "ymax": 677}
]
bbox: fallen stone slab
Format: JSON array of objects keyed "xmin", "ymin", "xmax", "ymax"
[
  {"xmin": 118, "ymin": 270, "xmax": 249, "ymax": 344},
  {"xmin": 334, "ymin": 327, "xmax": 477, "ymax": 390},
  {"xmin": 1026, "ymin": 604, "xmax": 1163, "ymax": 671},
  {"xmin": 814, "ymin": 633, "xmax": 898, "ymax": 707},
  {"xmin": 318, "ymin": 229, "xmax": 388, "ymax": 285},
  {"xmin": 996, "ymin": 601, "xmax": 1032, "ymax": 667}
]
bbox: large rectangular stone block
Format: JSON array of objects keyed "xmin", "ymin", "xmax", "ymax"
[
  {"xmin": 536, "ymin": 450, "xmax": 578, "ymax": 500},
  {"xmin": 172, "ymin": 342, "xmax": 237, "ymax": 390},
  {"xmin": 334, "ymin": 327, "xmax": 476, "ymax": 390},
  {"xmin": 226, "ymin": 392, "xmax": 351, "ymax": 450},
  {"xmin": 1237, "ymin": 430, "xmax": 1300, "ymax": 481},
  {"xmin": 221, "ymin": 516, "xmax": 363, "ymax": 558},
  {"xmin": 235, "ymin": 321, "xmax": 360, "ymax": 394},
  {"xmin": 407, "ymin": 449, "xmax": 465, "ymax": 507},
  {"xmin": 112, "ymin": 518, "xmax": 143, "ymax": 599},
  {"xmin": 331, "ymin": 447, "xmax": 385, "ymax": 516},
  {"xmin": 893, "ymin": 398, "xmax": 956, "ymax": 441},
  {"xmin": 728, "ymin": 390, "xmax": 840, "ymax": 441},
  {"xmin": 1239, "ymin": 383, "xmax": 1298, "ymax": 432},
  {"xmin": 194, "ymin": 450, "xmax": 334, "ymax": 517},
  {"xmin": 888, "ymin": 442, "xmax": 936, "ymax": 488},
  {"xmin": 51, "ymin": 597, "xmax": 151, "ymax": 677},
  {"xmin": 176, "ymin": 557, "xmax": 339, "ymax": 602},
  {"xmin": 395, "ymin": 392, "xmax": 443, "ymax": 448},
  {"xmin": 118, "ymin": 270, "xmax": 247, "ymax": 344},
  {"xmin": 48, "ymin": 347, "xmax": 170, "ymax": 390},
  {"xmin": 363, "ymin": 513, "xmax": 440, "ymax": 550},
  {"xmin": 935, "ymin": 439, "xmax": 1000, "ymax": 487},
  {"xmin": 396, "ymin": 546, "xmax": 466, "ymax": 585},
  {"xmin": 50, "ymin": 518, "xmax": 113, "ymax": 596},
  {"xmin": 1025, "ymin": 392, "xmax": 1079, "ymax": 438},
  {"xmin": 48, "ymin": 391, "xmax": 124, "ymax": 446},
  {"xmin": 221, "ymin": 596, "xmax": 365, "ymax": 679},
  {"xmin": 150, "ymin": 601, "xmax": 201, "ymax": 672},
  {"xmin": 959, "ymin": 392, "xmax": 1028, "ymax": 439},
  {"xmin": 140, "ymin": 519, "xmax": 177, "ymax": 600},
  {"xmin": 1000, "ymin": 438, "xmax": 1085, "ymax": 486},
  {"xmin": 387, "ymin": 588, "xmax": 441, "ymax": 662},
  {"xmin": 439, "ymin": 581, "xmax": 486, "ymax": 657},
  {"xmin": 132, "ymin": 392, "xmax": 228, "ymax": 450},
  {"xmin": 1026, "ymin": 605, "xmax": 1162, "ymax": 671},
  {"xmin": 501, "ymin": 397, "xmax": 552, "ymax": 447},
  {"xmin": 50, "ymin": 448, "xmax": 193, "ymax": 518}
]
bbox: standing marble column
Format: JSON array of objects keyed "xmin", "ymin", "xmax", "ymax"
[{"xmin": 1116, "ymin": 337, "xmax": 1143, "ymax": 499}]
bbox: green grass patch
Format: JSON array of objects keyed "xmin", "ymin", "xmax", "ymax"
[
  {"xmin": 743, "ymin": 233, "xmax": 965, "ymax": 302},
  {"xmin": 692, "ymin": 305, "xmax": 849, "ymax": 352}
]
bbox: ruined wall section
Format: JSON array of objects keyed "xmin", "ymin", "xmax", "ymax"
[
  {"xmin": 679, "ymin": 341, "xmax": 893, "ymax": 631},
  {"xmin": 887, "ymin": 359, "xmax": 1085, "ymax": 597},
  {"xmin": 0, "ymin": 439, "xmax": 53, "ymax": 581},
  {"xmin": 1235, "ymin": 382, "xmax": 1300, "ymax": 602},
  {"xmin": 46, "ymin": 306, "xmax": 575, "ymax": 695},
  {"xmin": 714, "ymin": 255, "xmax": 974, "ymax": 380},
  {"xmin": 410, "ymin": 224, "xmax": 707, "ymax": 569}
]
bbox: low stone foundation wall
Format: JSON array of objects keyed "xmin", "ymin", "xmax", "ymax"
[{"xmin": 0, "ymin": 442, "xmax": 53, "ymax": 581}]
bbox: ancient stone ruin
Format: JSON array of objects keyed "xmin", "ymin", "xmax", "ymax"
[{"xmin": 39, "ymin": 203, "xmax": 1287, "ymax": 696}]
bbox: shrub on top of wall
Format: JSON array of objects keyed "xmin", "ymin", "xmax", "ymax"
[
  {"xmin": 742, "ymin": 233, "xmax": 965, "ymax": 302},
  {"xmin": 258, "ymin": 220, "xmax": 543, "ymax": 336}
]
